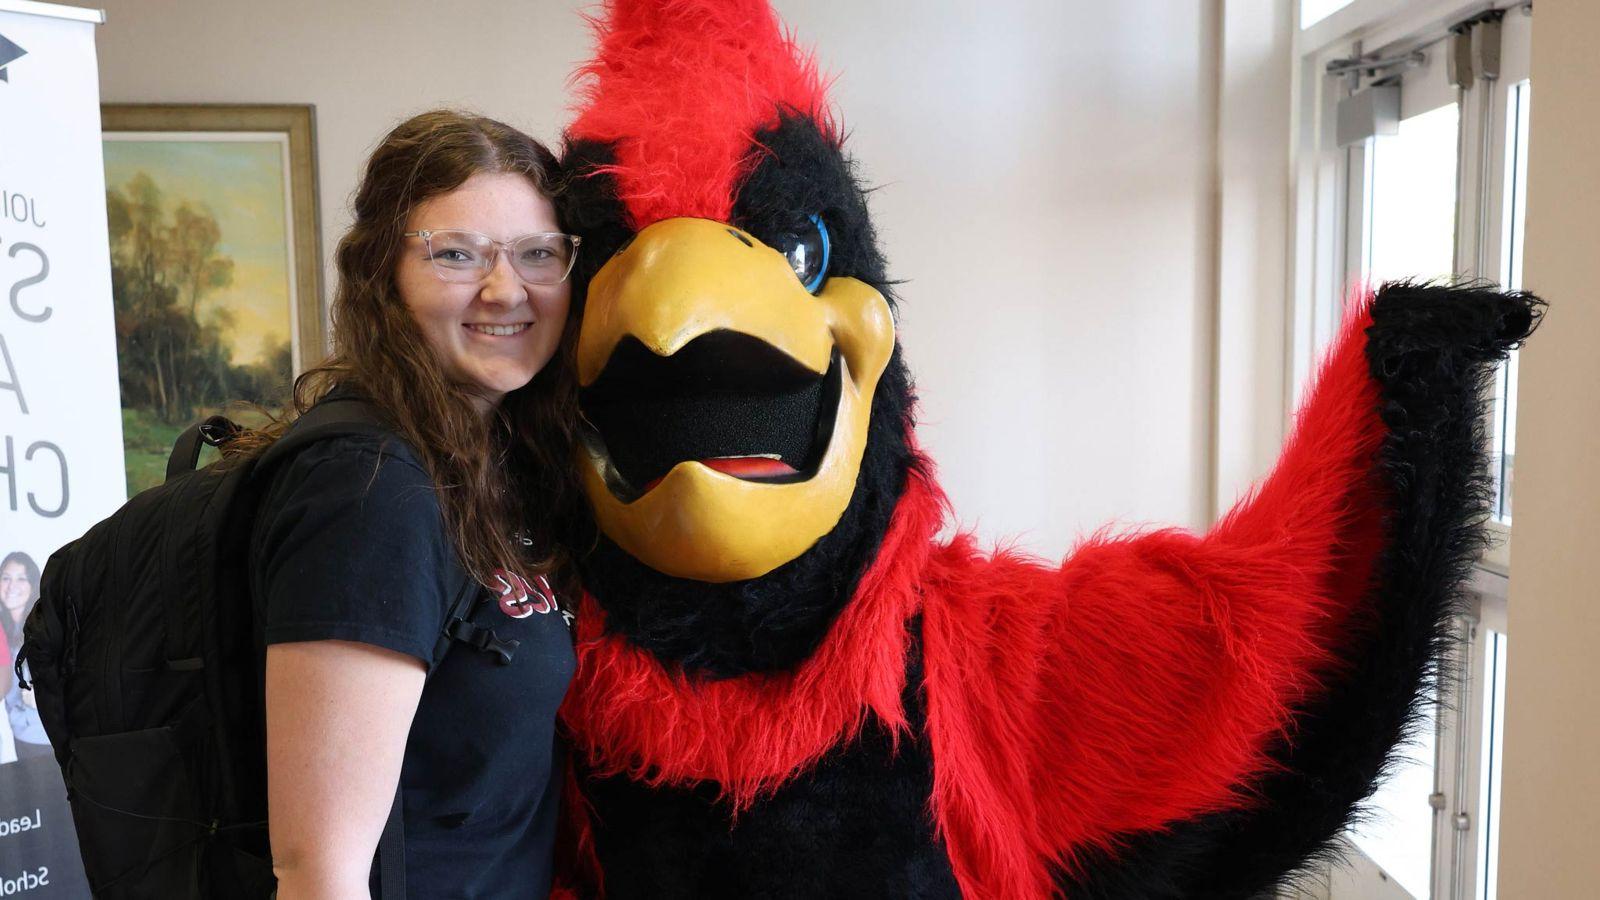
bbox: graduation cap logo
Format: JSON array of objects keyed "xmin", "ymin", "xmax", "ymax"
[{"xmin": 0, "ymin": 33, "xmax": 27, "ymax": 83}]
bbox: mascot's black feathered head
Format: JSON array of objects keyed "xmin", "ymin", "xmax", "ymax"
[{"xmin": 559, "ymin": 0, "xmax": 918, "ymax": 677}]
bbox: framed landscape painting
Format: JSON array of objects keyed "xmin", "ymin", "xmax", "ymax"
[{"xmin": 101, "ymin": 104, "xmax": 324, "ymax": 495}]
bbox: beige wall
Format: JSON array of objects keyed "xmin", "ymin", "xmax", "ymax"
[
  {"xmin": 1497, "ymin": 0, "xmax": 1600, "ymax": 893},
  {"xmin": 93, "ymin": 0, "xmax": 1223, "ymax": 550},
  {"xmin": 1215, "ymin": 0, "xmax": 1292, "ymax": 518}
]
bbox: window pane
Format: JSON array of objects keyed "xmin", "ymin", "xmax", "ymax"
[
  {"xmin": 1493, "ymin": 81, "xmax": 1532, "ymax": 523},
  {"xmin": 1476, "ymin": 631, "xmax": 1509, "ymax": 900},
  {"xmin": 1366, "ymin": 103, "xmax": 1461, "ymax": 287},
  {"xmin": 1349, "ymin": 707, "xmax": 1435, "ymax": 898},
  {"xmin": 1349, "ymin": 100, "xmax": 1462, "ymax": 900},
  {"xmin": 1302, "ymin": 0, "xmax": 1356, "ymax": 28}
]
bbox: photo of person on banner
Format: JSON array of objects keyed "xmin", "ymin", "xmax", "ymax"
[{"xmin": 1, "ymin": 551, "xmax": 46, "ymax": 764}]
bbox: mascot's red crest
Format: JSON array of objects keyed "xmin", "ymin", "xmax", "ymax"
[{"xmin": 569, "ymin": 0, "xmax": 838, "ymax": 229}]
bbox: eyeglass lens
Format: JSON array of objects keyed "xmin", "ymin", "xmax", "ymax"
[{"xmin": 425, "ymin": 230, "xmax": 576, "ymax": 284}]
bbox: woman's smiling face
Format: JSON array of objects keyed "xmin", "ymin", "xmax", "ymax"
[
  {"xmin": 1, "ymin": 561, "xmax": 31, "ymax": 615},
  {"xmin": 396, "ymin": 172, "xmax": 571, "ymax": 412}
]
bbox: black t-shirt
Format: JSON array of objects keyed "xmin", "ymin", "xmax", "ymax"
[{"xmin": 252, "ymin": 434, "xmax": 575, "ymax": 899}]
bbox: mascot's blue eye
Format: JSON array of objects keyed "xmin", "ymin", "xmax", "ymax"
[{"xmin": 778, "ymin": 215, "xmax": 830, "ymax": 294}]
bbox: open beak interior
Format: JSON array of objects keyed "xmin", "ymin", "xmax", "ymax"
[{"xmin": 579, "ymin": 330, "xmax": 842, "ymax": 501}]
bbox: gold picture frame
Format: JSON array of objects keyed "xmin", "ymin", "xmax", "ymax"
[{"xmin": 101, "ymin": 104, "xmax": 324, "ymax": 493}]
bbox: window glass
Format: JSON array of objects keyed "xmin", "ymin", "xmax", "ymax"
[
  {"xmin": 1302, "ymin": 0, "xmax": 1357, "ymax": 28},
  {"xmin": 1366, "ymin": 102, "xmax": 1461, "ymax": 286},
  {"xmin": 1348, "ymin": 99, "xmax": 1462, "ymax": 900},
  {"xmin": 1473, "ymin": 80, "xmax": 1530, "ymax": 900},
  {"xmin": 1477, "ymin": 631, "xmax": 1509, "ymax": 900},
  {"xmin": 1493, "ymin": 81, "xmax": 1532, "ymax": 523}
]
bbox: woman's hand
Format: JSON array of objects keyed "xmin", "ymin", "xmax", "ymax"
[{"xmin": 266, "ymin": 639, "xmax": 426, "ymax": 900}]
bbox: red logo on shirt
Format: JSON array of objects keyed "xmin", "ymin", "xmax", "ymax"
[{"xmin": 492, "ymin": 569, "xmax": 558, "ymax": 619}]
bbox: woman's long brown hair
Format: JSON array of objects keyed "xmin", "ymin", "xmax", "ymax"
[{"xmin": 236, "ymin": 109, "xmax": 580, "ymax": 588}]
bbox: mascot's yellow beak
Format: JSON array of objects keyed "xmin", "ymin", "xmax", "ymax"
[{"xmin": 576, "ymin": 217, "xmax": 895, "ymax": 583}]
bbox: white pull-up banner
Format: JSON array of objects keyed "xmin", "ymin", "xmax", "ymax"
[{"xmin": 0, "ymin": 1, "xmax": 117, "ymax": 895}]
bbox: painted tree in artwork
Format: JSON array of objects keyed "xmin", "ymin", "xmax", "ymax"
[
  {"xmin": 105, "ymin": 173, "xmax": 288, "ymax": 423},
  {"xmin": 169, "ymin": 202, "xmax": 235, "ymax": 323},
  {"xmin": 105, "ymin": 173, "xmax": 293, "ymax": 494}
]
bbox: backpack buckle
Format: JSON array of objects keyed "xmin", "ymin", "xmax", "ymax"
[
  {"xmin": 198, "ymin": 417, "xmax": 242, "ymax": 447},
  {"xmin": 444, "ymin": 618, "xmax": 520, "ymax": 665}
]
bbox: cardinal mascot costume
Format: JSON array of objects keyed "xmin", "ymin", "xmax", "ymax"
[{"xmin": 549, "ymin": 2, "xmax": 1543, "ymax": 897}]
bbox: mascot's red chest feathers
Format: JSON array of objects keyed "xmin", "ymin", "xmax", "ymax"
[{"xmin": 560, "ymin": 457, "xmax": 944, "ymax": 810}]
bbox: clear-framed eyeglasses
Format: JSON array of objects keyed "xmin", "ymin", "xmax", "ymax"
[{"xmin": 404, "ymin": 229, "xmax": 582, "ymax": 285}]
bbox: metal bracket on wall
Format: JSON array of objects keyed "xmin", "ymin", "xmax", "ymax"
[
  {"xmin": 1473, "ymin": 14, "xmax": 1503, "ymax": 80},
  {"xmin": 1336, "ymin": 81, "xmax": 1401, "ymax": 147}
]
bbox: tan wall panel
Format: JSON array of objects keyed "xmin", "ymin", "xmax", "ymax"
[{"xmin": 1498, "ymin": 0, "xmax": 1600, "ymax": 894}]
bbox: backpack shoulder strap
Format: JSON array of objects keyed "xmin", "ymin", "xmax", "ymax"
[
  {"xmin": 377, "ymin": 797, "xmax": 407, "ymax": 900},
  {"xmin": 167, "ymin": 416, "xmax": 243, "ymax": 482},
  {"xmin": 255, "ymin": 396, "xmax": 397, "ymax": 475},
  {"xmin": 432, "ymin": 577, "xmax": 483, "ymax": 667},
  {"xmin": 374, "ymin": 567, "xmax": 479, "ymax": 900}
]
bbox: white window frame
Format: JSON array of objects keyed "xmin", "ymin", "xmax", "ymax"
[{"xmin": 1285, "ymin": 2, "xmax": 1531, "ymax": 898}]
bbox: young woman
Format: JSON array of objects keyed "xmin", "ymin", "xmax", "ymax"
[
  {"xmin": 1, "ymin": 551, "xmax": 49, "ymax": 762},
  {"xmin": 0, "ymin": 551, "xmax": 38, "ymax": 663},
  {"xmin": 250, "ymin": 110, "xmax": 580, "ymax": 899}
]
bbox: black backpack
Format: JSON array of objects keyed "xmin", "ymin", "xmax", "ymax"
[{"xmin": 16, "ymin": 397, "xmax": 492, "ymax": 898}]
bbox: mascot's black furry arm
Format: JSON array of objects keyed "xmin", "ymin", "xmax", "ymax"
[{"xmin": 550, "ymin": 2, "xmax": 1544, "ymax": 897}]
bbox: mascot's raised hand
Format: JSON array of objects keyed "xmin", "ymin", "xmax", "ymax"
[{"xmin": 551, "ymin": 1, "xmax": 1544, "ymax": 897}]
